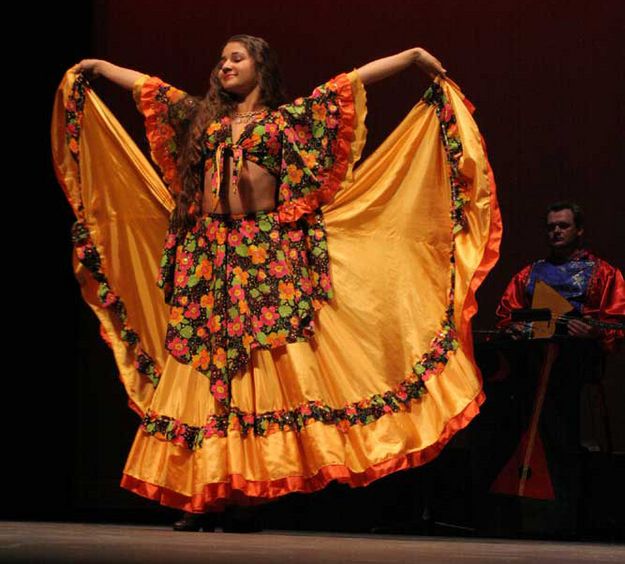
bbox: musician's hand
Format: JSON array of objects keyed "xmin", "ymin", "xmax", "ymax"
[
  {"xmin": 567, "ymin": 318, "xmax": 600, "ymax": 339},
  {"xmin": 503, "ymin": 322, "xmax": 532, "ymax": 340}
]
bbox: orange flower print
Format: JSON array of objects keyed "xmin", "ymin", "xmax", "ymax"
[
  {"xmin": 208, "ymin": 314, "xmax": 222, "ymax": 333},
  {"xmin": 192, "ymin": 348, "xmax": 210, "ymax": 371},
  {"xmin": 300, "ymin": 151, "xmax": 318, "ymax": 169},
  {"xmin": 195, "ymin": 258, "xmax": 213, "ymax": 280},
  {"xmin": 287, "ymin": 164, "xmax": 303, "ymax": 185},
  {"xmin": 312, "ymin": 103, "xmax": 327, "ymax": 122},
  {"xmin": 248, "ymin": 245, "xmax": 268, "ymax": 265},
  {"xmin": 266, "ymin": 332, "xmax": 287, "ymax": 347},
  {"xmin": 201, "ymin": 292, "xmax": 215, "ymax": 310},
  {"xmin": 242, "ymin": 334, "xmax": 255, "ymax": 349},
  {"xmin": 216, "ymin": 226, "xmax": 227, "ymax": 245},
  {"xmin": 232, "ymin": 266, "xmax": 249, "ymax": 285},
  {"xmin": 238, "ymin": 300, "xmax": 250, "ymax": 315},
  {"xmin": 337, "ymin": 420, "xmax": 350, "ymax": 433},
  {"xmin": 169, "ymin": 307, "xmax": 184, "ymax": 325},
  {"xmin": 207, "ymin": 121, "xmax": 222, "ymax": 135},
  {"xmin": 213, "ymin": 348, "xmax": 227, "ymax": 370},
  {"xmin": 279, "ymin": 281, "xmax": 296, "ymax": 300}
]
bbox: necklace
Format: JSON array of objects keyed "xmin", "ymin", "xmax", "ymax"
[{"xmin": 232, "ymin": 109, "xmax": 267, "ymax": 124}]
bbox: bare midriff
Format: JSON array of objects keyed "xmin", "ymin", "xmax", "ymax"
[
  {"xmin": 202, "ymin": 159, "xmax": 277, "ymax": 216},
  {"xmin": 202, "ymin": 118, "xmax": 277, "ymax": 216}
]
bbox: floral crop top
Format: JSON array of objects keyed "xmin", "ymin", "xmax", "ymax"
[{"xmin": 132, "ymin": 70, "xmax": 366, "ymax": 222}]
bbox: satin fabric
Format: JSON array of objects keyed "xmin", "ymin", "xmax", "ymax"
[{"xmin": 52, "ymin": 69, "xmax": 501, "ymax": 511}]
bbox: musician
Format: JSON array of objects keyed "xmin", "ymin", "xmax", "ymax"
[
  {"xmin": 496, "ymin": 201, "xmax": 625, "ymax": 350},
  {"xmin": 491, "ymin": 201, "xmax": 624, "ymax": 538}
]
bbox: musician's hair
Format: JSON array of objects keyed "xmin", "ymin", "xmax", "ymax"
[{"xmin": 546, "ymin": 201, "xmax": 584, "ymax": 228}]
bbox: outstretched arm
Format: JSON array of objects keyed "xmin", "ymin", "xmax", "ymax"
[
  {"xmin": 72, "ymin": 59, "xmax": 145, "ymax": 90},
  {"xmin": 356, "ymin": 47, "xmax": 446, "ymax": 86}
]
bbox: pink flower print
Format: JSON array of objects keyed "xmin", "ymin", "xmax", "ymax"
[
  {"xmin": 210, "ymin": 379, "xmax": 228, "ymax": 401},
  {"xmin": 169, "ymin": 336, "xmax": 189, "ymax": 358},
  {"xmin": 269, "ymin": 261, "xmax": 290, "ymax": 278},
  {"xmin": 239, "ymin": 220, "xmax": 259, "ymax": 240},
  {"xmin": 228, "ymin": 284, "xmax": 245, "ymax": 303},
  {"xmin": 214, "ymin": 249, "xmax": 226, "ymax": 267},
  {"xmin": 228, "ymin": 230, "xmax": 243, "ymax": 247},
  {"xmin": 294, "ymin": 124, "xmax": 312, "ymax": 144},
  {"xmin": 184, "ymin": 302, "xmax": 201, "ymax": 320},
  {"xmin": 164, "ymin": 232, "xmax": 178, "ymax": 249},
  {"xmin": 260, "ymin": 307, "xmax": 280, "ymax": 327},
  {"xmin": 227, "ymin": 316, "xmax": 244, "ymax": 337}
]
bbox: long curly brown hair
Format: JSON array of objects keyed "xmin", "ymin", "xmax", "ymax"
[{"xmin": 172, "ymin": 34, "xmax": 287, "ymax": 231}]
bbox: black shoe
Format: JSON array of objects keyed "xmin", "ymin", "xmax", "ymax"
[
  {"xmin": 173, "ymin": 512, "xmax": 216, "ymax": 532},
  {"xmin": 223, "ymin": 506, "xmax": 262, "ymax": 533}
]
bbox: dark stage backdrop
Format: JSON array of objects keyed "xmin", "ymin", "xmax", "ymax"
[{"xmin": 21, "ymin": 0, "xmax": 624, "ymax": 531}]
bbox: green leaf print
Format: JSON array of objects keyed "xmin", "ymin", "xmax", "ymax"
[
  {"xmin": 278, "ymin": 304, "xmax": 293, "ymax": 317},
  {"xmin": 180, "ymin": 325, "xmax": 194, "ymax": 339},
  {"xmin": 235, "ymin": 245, "xmax": 249, "ymax": 257}
]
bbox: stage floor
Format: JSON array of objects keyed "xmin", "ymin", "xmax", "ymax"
[{"xmin": 1, "ymin": 521, "xmax": 623, "ymax": 563}]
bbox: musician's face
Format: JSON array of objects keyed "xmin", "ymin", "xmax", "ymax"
[{"xmin": 546, "ymin": 209, "xmax": 582, "ymax": 250}]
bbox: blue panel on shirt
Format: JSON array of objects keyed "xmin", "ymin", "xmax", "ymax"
[{"xmin": 526, "ymin": 258, "xmax": 595, "ymax": 312}]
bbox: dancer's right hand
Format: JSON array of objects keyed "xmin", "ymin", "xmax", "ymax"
[{"xmin": 72, "ymin": 59, "xmax": 103, "ymax": 78}]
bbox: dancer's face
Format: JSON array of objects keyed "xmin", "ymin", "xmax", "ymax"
[{"xmin": 218, "ymin": 42, "xmax": 259, "ymax": 96}]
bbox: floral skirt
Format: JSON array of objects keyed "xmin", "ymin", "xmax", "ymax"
[{"xmin": 157, "ymin": 210, "xmax": 333, "ymax": 406}]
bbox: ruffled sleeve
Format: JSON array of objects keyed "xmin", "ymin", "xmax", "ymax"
[
  {"xmin": 276, "ymin": 70, "xmax": 367, "ymax": 223},
  {"xmin": 132, "ymin": 75, "xmax": 196, "ymax": 195}
]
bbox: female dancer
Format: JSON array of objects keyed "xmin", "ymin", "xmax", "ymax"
[{"xmin": 59, "ymin": 34, "xmax": 497, "ymax": 530}]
